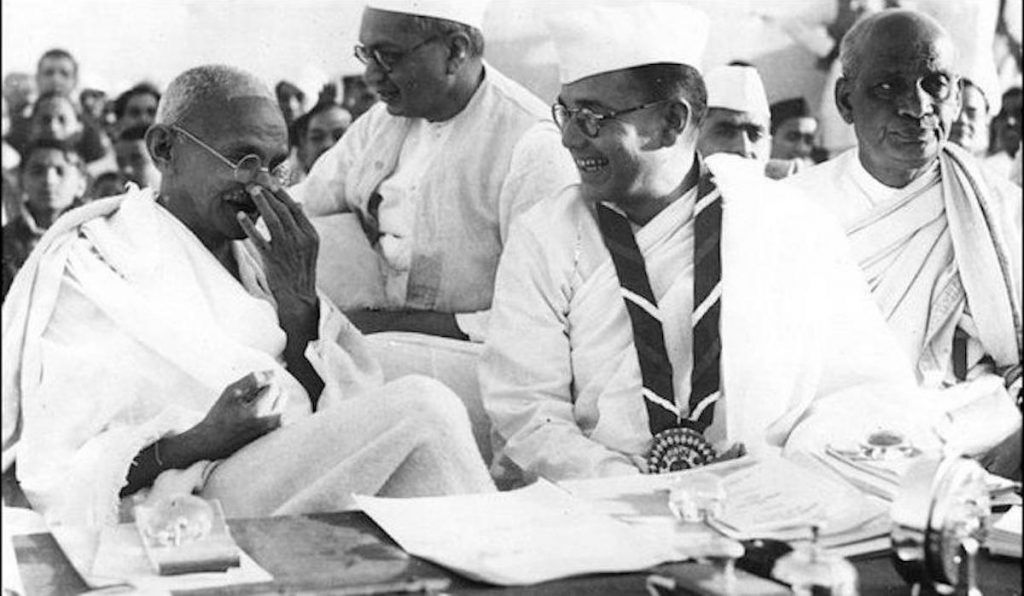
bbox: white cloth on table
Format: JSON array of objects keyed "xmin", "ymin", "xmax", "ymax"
[
  {"xmin": 289, "ymin": 62, "xmax": 577, "ymax": 336},
  {"xmin": 1, "ymin": 187, "xmax": 492, "ymax": 527},
  {"xmin": 480, "ymin": 153, "xmax": 940, "ymax": 483}
]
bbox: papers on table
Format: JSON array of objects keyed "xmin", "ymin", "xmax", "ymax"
[
  {"xmin": 803, "ymin": 446, "xmax": 1021, "ymax": 509},
  {"xmin": 563, "ymin": 455, "xmax": 890, "ymax": 557},
  {"xmin": 360, "ymin": 455, "xmax": 890, "ymax": 587},
  {"xmin": 802, "ymin": 446, "xmax": 919, "ymax": 501},
  {"xmin": 712, "ymin": 456, "xmax": 884, "ymax": 542},
  {"xmin": 987, "ymin": 506, "xmax": 1022, "ymax": 559},
  {"xmin": 355, "ymin": 479, "xmax": 683, "ymax": 586}
]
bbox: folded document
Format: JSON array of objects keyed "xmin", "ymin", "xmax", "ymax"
[{"xmin": 355, "ymin": 479, "xmax": 682, "ymax": 585}]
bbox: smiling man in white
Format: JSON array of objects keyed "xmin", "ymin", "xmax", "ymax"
[{"xmin": 479, "ymin": 2, "xmax": 965, "ymax": 484}]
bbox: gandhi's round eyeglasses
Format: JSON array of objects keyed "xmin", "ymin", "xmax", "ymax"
[
  {"xmin": 353, "ymin": 36, "xmax": 442, "ymax": 73},
  {"xmin": 169, "ymin": 124, "xmax": 289, "ymax": 187},
  {"xmin": 552, "ymin": 99, "xmax": 674, "ymax": 138}
]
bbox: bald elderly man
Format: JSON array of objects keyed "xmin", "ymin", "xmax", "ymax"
[
  {"xmin": 290, "ymin": 0, "xmax": 576, "ymax": 341},
  {"xmin": 788, "ymin": 9, "xmax": 1021, "ymax": 475},
  {"xmin": 1, "ymin": 65, "xmax": 493, "ymax": 527}
]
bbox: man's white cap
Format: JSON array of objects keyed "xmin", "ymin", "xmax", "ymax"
[
  {"xmin": 704, "ymin": 65, "xmax": 770, "ymax": 117},
  {"xmin": 365, "ymin": 0, "xmax": 488, "ymax": 30},
  {"xmin": 546, "ymin": 3, "xmax": 709, "ymax": 85}
]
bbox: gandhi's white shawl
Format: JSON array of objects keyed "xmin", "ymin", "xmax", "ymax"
[{"xmin": 2, "ymin": 188, "xmax": 381, "ymax": 526}]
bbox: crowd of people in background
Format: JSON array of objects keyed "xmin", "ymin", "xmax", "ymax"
[
  {"xmin": 4, "ymin": 41, "xmax": 1020, "ymax": 298},
  {"xmin": 2, "ymin": 40, "xmax": 1019, "ymax": 300},
  {"xmin": 0, "ymin": 49, "xmax": 382, "ymax": 297}
]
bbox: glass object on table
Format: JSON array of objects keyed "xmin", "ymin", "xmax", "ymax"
[{"xmin": 773, "ymin": 526, "xmax": 859, "ymax": 596}]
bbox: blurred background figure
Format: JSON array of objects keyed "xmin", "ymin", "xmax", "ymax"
[
  {"xmin": 112, "ymin": 123, "xmax": 160, "ymax": 189},
  {"xmin": 341, "ymin": 74, "xmax": 377, "ymax": 121},
  {"xmin": 770, "ymin": 97, "xmax": 820, "ymax": 166},
  {"xmin": 6, "ymin": 49, "xmax": 116, "ymax": 177},
  {"xmin": 986, "ymin": 86, "xmax": 1023, "ymax": 177},
  {"xmin": 3, "ymin": 72, "xmax": 37, "ymax": 155},
  {"xmin": 112, "ymin": 82, "xmax": 160, "ymax": 137},
  {"xmin": 35, "ymin": 48, "xmax": 77, "ymax": 96},
  {"xmin": 78, "ymin": 87, "xmax": 108, "ymax": 129},
  {"xmin": 948, "ymin": 78, "xmax": 991, "ymax": 157},
  {"xmin": 28, "ymin": 91, "xmax": 109, "ymax": 166},
  {"xmin": 2, "ymin": 139, "xmax": 87, "ymax": 299},
  {"xmin": 2, "ymin": 72, "xmax": 36, "ymax": 136},
  {"xmin": 283, "ymin": 101, "xmax": 352, "ymax": 185},
  {"xmin": 314, "ymin": 80, "xmax": 339, "ymax": 107},
  {"xmin": 296, "ymin": 101, "xmax": 352, "ymax": 175},
  {"xmin": 2, "ymin": 95, "xmax": 21, "ymax": 226},
  {"xmin": 87, "ymin": 170, "xmax": 127, "ymax": 200},
  {"xmin": 275, "ymin": 79, "xmax": 306, "ymax": 130}
]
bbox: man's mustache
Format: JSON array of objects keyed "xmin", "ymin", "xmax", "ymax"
[{"xmin": 893, "ymin": 114, "xmax": 941, "ymax": 135}]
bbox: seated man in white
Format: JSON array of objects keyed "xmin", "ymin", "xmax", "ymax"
[
  {"xmin": 291, "ymin": 0, "xmax": 576, "ymax": 341},
  {"xmin": 1, "ymin": 65, "xmax": 493, "ymax": 527},
  {"xmin": 480, "ymin": 3, "xmax": 995, "ymax": 484},
  {"xmin": 295, "ymin": 1, "xmax": 578, "ymax": 447},
  {"xmin": 787, "ymin": 9, "xmax": 1021, "ymax": 477}
]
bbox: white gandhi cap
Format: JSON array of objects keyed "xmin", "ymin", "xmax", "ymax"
[
  {"xmin": 546, "ymin": 2, "xmax": 710, "ymax": 85},
  {"xmin": 704, "ymin": 65, "xmax": 770, "ymax": 117},
  {"xmin": 364, "ymin": 0, "xmax": 489, "ymax": 30}
]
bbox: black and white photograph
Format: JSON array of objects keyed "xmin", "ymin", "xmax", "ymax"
[{"xmin": 1, "ymin": 0, "xmax": 1021, "ymax": 594}]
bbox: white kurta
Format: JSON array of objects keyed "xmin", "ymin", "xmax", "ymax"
[
  {"xmin": 481, "ymin": 154, "xmax": 936, "ymax": 483},
  {"xmin": 1, "ymin": 188, "xmax": 493, "ymax": 526},
  {"xmin": 290, "ymin": 63, "xmax": 577, "ymax": 334}
]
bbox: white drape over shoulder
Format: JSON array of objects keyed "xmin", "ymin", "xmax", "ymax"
[
  {"xmin": 1, "ymin": 188, "xmax": 383, "ymax": 526},
  {"xmin": 787, "ymin": 145, "xmax": 1022, "ymax": 387}
]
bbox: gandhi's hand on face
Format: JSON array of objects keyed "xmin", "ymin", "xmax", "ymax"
[
  {"xmin": 238, "ymin": 185, "xmax": 325, "ymax": 402},
  {"xmin": 238, "ymin": 185, "xmax": 319, "ymax": 323}
]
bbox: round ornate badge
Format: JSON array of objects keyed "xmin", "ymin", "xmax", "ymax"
[{"xmin": 646, "ymin": 427, "xmax": 718, "ymax": 474}]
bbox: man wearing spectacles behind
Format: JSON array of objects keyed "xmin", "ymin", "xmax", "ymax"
[
  {"xmin": 787, "ymin": 10, "xmax": 1021, "ymax": 478},
  {"xmin": 289, "ymin": 0, "xmax": 575, "ymax": 343},
  {"xmin": 1, "ymin": 64, "xmax": 494, "ymax": 527},
  {"xmin": 479, "ymin": 3, "xmax": 1012, "ymax": 485}
]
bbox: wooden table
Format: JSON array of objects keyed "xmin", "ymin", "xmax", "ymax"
[{"xmin": 12, "ymin": 510, "xmax": 1022, "ymax": 595}]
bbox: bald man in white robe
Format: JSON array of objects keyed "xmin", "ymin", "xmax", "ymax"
[{"xmin": 788, "ymin": 9, "xmax": 1021, "ymax": 476}]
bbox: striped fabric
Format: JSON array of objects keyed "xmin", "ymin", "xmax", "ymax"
[
  {"xmin": 596, "ymin": 203, "xmax": 679, "ymax": 434},
  {"xmin": 595, "ymin": 160, "xmax": 723, "ymax": 436},
  {"xmin": 690, "ymin": 169, "xmax": 723, "ymax": 430}
]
